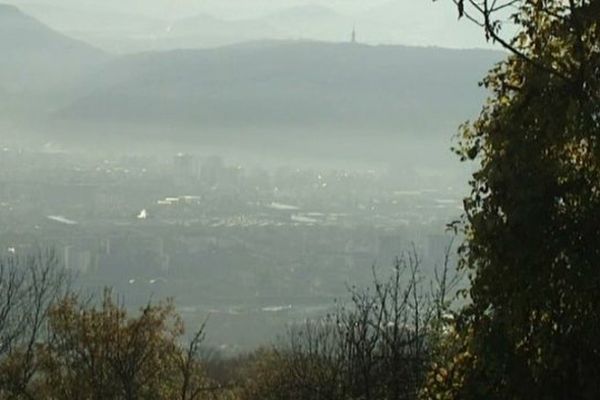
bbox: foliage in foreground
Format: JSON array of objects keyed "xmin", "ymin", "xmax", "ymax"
[
  {"xmin": 425, "ymin": 1, "xmax": 600, "ymax": 399},
  {"xmin": 0, "ymin": 252, "xmax": 215, "ymax": 400},
  {"xmin": 241, "ymin": 250, "xmax": 461, "ymax": 400},
  {"xmin": 0, "ymin": 248, "xmax": 460, "ymax": 400}
]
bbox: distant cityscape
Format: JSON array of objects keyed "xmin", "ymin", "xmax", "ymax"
[{"xmin": 0, "ymin": 146, "xmax": 464, "ymax": 350}]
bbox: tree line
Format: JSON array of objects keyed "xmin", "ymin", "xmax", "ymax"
[{"xmin": 0, "ymin": 246, "xmax": 461, "ymax": 400}]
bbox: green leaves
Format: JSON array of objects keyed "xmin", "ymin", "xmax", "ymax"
[{"xmin": 425, "ymin": 1, "xmax": 600, "ymax": 399}]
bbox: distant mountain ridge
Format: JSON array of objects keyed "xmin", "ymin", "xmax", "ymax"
[
  {"xmin": 53, "ymin": 40, "xmax": 501, "ymax": 145},
  {"xmin": 0, "ymin": 3, "xmax": 108, "ymax": 115},
  {"xmin": 2, "ymin": 1, "xmax": 491, "ymax": 53},
  {"xmin": 0, "ymin": 5, "xmax": 503, "ymax": 158}
]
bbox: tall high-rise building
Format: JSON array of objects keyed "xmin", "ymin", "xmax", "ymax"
[{"xmin": 174, "ymin": 152, "xmax": 197, "ymax": 177}]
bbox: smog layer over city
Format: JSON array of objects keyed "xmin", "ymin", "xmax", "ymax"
[
  {"xmin": 1, "ymin": 1, "xmax": 501, "ymax": 351},
  {"xmin": 4, "ymin": 0, "xmax": 599, "ymax": 397}
]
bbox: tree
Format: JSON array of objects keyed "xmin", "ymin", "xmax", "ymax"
[
  {"xmin": 425, "ymin": 1, "xmax": 600, "ymax": 399},
  {"xmin": 0, "ymin": 250, "xmax": 70, "ymax": 399},
  {"xmin": 39, "ymin": 290, "xmax": 184, "ymax": 400},
  {"xmin": 0, "ymin": 250, "xmax": 222, "ymax": 400},
  {"xmin": 243, "ymin": 248, "xmax": 461, "ymax": 400},
  {"xmin": 37, "ymin": 289, "xmax": 218, "ymax": 400}
]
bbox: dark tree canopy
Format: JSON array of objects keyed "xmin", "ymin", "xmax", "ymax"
[{"xmin": 425, "ymin": 1, "xmax": 600, "ymax": 399}]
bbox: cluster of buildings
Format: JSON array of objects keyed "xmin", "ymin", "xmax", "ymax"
[{"xmin": 0, "ymin": 147, "xmax": 463, "ymax": 349}]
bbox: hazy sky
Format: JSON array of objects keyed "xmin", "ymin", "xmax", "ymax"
[
  {"xmin": 9, "ymin": 0, "xmax": 456, "ymax": 19},
  {"xmin": 6, "ymin": 0, "xmax": 493, "ymax": 50}
]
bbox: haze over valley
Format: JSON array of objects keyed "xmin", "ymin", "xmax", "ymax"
[{"xmin": 0, "ymin": 2, "xmax": 502, "ymax": 350}]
